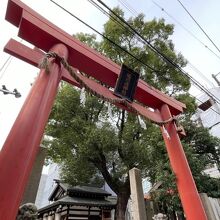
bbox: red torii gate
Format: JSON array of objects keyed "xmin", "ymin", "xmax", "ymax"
[{"xmin": 0, "ymin": 0, "xmax": 207, "ymax": 219}]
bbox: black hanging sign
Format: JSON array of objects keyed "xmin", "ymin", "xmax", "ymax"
[{"xmin": 114, "ymin": 64, "xmax": 139, "ymax": 102}]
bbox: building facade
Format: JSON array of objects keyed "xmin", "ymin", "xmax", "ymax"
[{"xmin": 194, "ymin": 87, "xmax": 220, "ymax": 178}]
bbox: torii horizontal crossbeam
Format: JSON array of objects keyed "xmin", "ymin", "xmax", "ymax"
[
  {"xmin": 5, "ymin": 0, "xmax": 185, "ymax": 115},
  {"xmin": 4, "ymin": 39, "xmax": 166, "ymax": 124}
]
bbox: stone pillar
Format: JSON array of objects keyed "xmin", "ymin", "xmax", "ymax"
[
  {"xmin": 48, "ymin": 214, "xmax": 54, "ymax": 220},
  {"xmin": 43, "ymin": 213, "xmax": 48, "ymax": 220},
  {"xmin": 22, "ymin": 146, "xmax": 47, "ymax": 204},
  {"xmin": 129, "ymin": 168, "xmax": 147, "ymax": 220},
  {"xmin": 200, "ymin": 193, "xmax": 216, "ymax": 220},
  {"xmin": 55, "ymin": 213, "xmax": 61, "ymax": 220},
  {"xmin": 55, "ymin": 207, "xmax": 62, "ymax": 220}
]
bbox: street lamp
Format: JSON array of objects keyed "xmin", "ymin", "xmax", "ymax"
[{"xmin": 0, "ymin": 85, "xmax": 21, "ymax": 98}]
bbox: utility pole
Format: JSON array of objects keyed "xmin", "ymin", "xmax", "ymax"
[{"xmin": 212, "ymin": 72, "xmax": 220, "ymax": 86}]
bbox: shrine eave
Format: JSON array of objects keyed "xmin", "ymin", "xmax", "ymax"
[
  {"xmin": 5, "ymin": 0, "xmax": 186, "ymax": 115},
  {"xmin": 38, "ymin": 196, "xmax": 116, "ymax": 213}
]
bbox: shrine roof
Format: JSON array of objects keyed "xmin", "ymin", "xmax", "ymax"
[
  {"xmin": 38, "ymin": 195, "xmax": 117, "ymax": 213},
  {"xmin": 48, "ymin": 181, "xmax": 112, "ymax": 202},
  {"xmin": 67, "ymin": 185, "xmax": 111, "ymax": 196}
]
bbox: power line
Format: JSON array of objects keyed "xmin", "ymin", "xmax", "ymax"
[
  {"xmin": 152, "ymin": 0, "xmax": 220, "ymax": 62},
  {"xmin": 117, "ymin": 0, "xmax": 138, "ymax": 16},
  {"xmin": 0, "ymin": 56, "xmax": 13, "ymax": 81},
  {"xmin": 0, "ymin": 39, "xmax": 23, "ymax": 81},
  {"xmin": 0, "ymin": 56, "xmax": 12, "ymax": 72},
  {"xmin": 115, "ymin": 1, "xmax": 217, "ymax": 99},
  {"xmin": 96, "ymin": 0, "xmax": 220, "ymax": 105},
  {"xmin": 88, "ymin": 0, "xmax": 146, "ymax": 45},
  {"xmin": 88, "ymin": 0, "xmax": 130, "ymax": 33},
  {"xmin": 176, "ymin": 0, "xmax": 220, "ymax": 54},
  {"xmin": 91, "ymin": 0, "xmax": 215, "ymax": 89},
  {"xmin": 49, "ymin": 0, "xmax": 220, "ymax": 117},
  {"xmin": 196, "ymin": 96, "xmax": 220, "ymax": 118},
  {"xmin": 187, "ymin": 62, "xmax": 214, "ymax": 87},
  {"xmin": 50, "ymin": 0, "xmax": 161, "ymax": 73},
  {"xmin": 89, "ymin": 0, "xmax": 215, "ymax": 100},
  {"xmin": 90, "ymin": 0, "xmax": 220, "ymax": 118},
  {"xmin": 112, "ymin": 1, "xmax": 217, "ymax": 96}
]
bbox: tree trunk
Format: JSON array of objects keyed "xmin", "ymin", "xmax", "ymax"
[
  {"xmin": 177, "ymin": 212, "xmax": 185, "ymax": 220},
  {"xmin": 169, "ymin": 211, "xmax": 177, "ymax": 220},
  {"xmin": 115, "ymin": 190, "xmax": 130, "ymax": 220}
]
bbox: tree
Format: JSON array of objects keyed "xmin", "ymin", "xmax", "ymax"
[
  {"xmin": 183, "ymin": 118, "xmax": 220, "ymax": 173},
  {"xmin": 146, "ymin": 113, "xmax": 220, "ymax": 217},
  {"xmin": 44, "ymin": 8, "xmax": 220, "ymax": 219}
]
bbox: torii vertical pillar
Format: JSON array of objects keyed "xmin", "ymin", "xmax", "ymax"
[
  {"xmin": 160, "ymin": 104, "xmax": 207, "ymax": 220},
  {"xmin": 0, "ymin": 44, "xmax": 68, "ymax": 220}
]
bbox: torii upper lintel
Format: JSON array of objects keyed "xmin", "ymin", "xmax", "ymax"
[{"xmin": 5, "ymin": 0, "xmax": 185, "ymax": 115}]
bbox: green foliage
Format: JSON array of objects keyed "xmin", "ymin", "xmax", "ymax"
[
  {"xmin": 102, "ymin": 8, "xmax": 190, "ymax": 94},
  {"xmin": 74, "ymin": 32, "xmax": 101, "ymax": 51},
  {"xmin": 183, "ymin": 119, "xmax": 220, "ymax": 175},
  {"xmin": 175, "ymin": 93, "xmax": 197, "ymax": 114},
  {"xmin": 44, "ymin": 7, "xmax": 220, "ymax": 218}
]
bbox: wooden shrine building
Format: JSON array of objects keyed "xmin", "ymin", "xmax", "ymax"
[{"xmin": 37, "ymin": 181, "xmax": 116, "ymax": 220}]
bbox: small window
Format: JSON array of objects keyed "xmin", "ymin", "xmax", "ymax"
[{"xmin": 198, "ymin": 99, "xmax": 213, "ymax": 111}]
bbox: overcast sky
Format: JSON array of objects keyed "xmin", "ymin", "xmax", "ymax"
[{"xmin": 1, "ymin": 0, "xmax": 220, "ymax": 148}]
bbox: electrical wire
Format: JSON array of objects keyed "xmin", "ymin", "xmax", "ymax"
[
  {"xmin": 117, "ymin": 0, "xmax": 138, "ymax": 16},
  {"xmin": 115, "ymin": 1, "xmax": 218, "ymax": 106},
  {"xmin": 50, "ymin": 0, "xmax": 161, "ymax": 73},
  {"xmin": 88, "ymin": 0, "xmax": 146, "ymax": 45},
  {"xmin": 187, "ymin": 62, "xmax": 214, "ymax": 87},
  {"xmin": 0, "ymin": 39, "xmax": 23, "ymax": 81},
  {"xmin": 196, "ymin": 96, "xmax": 220, "ymax": 117},
  {"xmin": 96, "ymin": 0, "xmax": 220, "ymax": 105},
  {"xmin": 152, "ymin": 0, "xmax": 220, "ymax": 62},
  {"xmin": 87, "ymin": 0, "xmax": 220, "ymax": 116},
  {"xmin": 176, "ymin": 0, "xmax": 220, "ymax": 54},
  {"xmin": 0, "ymin": 56, "xmax": 12, "ymax": 73},
  {"xmin": 91, "ymin": 0, "xmax": 215, "ymax": 89},
  {"xmin": 49, "ymin": 0, "xmax": 220, "ymax": 117},
  {"xmin": 88, "ymin": 0, "xmax": 130, "ymax": 33},
  {"xmin": 113, "ymin": 1, "xmax": 216, "ymax": 90},
  {"xmin": 0, "ymin": 56, "xmax": 13, "ymax": 81}
]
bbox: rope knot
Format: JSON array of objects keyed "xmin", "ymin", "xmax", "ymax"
[{"xmin": 38, "ymin": 51, "xmax": 62, "ymax": 74}]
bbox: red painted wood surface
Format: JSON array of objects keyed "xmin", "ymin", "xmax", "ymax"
[
  {"xmin": 1, "ymin": 1, "xmax": 207, "ymax": 219},
  {"xmin": 5, "ymin": 0, "xmax": 185, "ymax": 115},
  {"xmin": 4, "ymin": 39, "xmax": 165, "ymax": 124},
  {"xmin": 160, "ymin": 104, "xmax": 207, "ymax": 220},
  {"xmin": 4, "ymin": 39, "xmax": 80, "ymax": 88},
  {"xmin": 0, "ymin": 43, "xmax": 68, "ymax": 220}
]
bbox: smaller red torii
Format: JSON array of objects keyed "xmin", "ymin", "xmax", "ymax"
[{"xmin": 0, "ymin": 0, "xmax": 207, "ymax": 219}]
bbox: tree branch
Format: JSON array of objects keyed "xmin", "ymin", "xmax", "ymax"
[
  {"xmin": 88, "ymin": 155, "xmax": 120, "ymax": 194},
  {"xmin": 94, "ymin": 100, "xmax": 105, "ymax": 122},
  {"xmin": 118, "ymin": 110, "xmax": 126, "ymax": 160}
]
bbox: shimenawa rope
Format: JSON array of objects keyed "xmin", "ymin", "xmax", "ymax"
[{"xmin": 39, "ymin": 52, "xmax": 176, "ymax": 126}]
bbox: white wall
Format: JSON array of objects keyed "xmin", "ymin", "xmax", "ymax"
[{"xmin": 195, "ymin": 87, "xmax": 220, "ymax": 178}]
